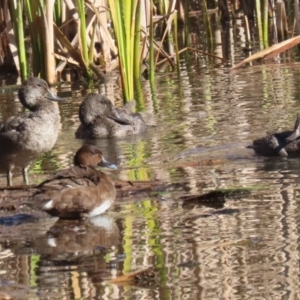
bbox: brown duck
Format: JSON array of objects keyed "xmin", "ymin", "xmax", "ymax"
[
  {"xmin": 29, "ymin": 145, "xmax": 117, "ymax": 219},
  {"xmin": 0, "ymin": 145, "xmax": 178, "ymax": 213}
]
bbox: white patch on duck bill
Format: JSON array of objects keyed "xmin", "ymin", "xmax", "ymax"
[
  {"xmin": 43, "ymin": 200, "xmax": 53, "ymax": 210},
  {"xmin": 88, "ymin": 199, "xmax": 112, "ymax": 218}
]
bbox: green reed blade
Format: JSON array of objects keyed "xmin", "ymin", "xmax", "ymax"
[
  {"xmin": 75, "ymin": 0, "xmax": 92, "ymax": 79},
  {"xmin": 9, "ymin": 0, "xmax": 27, "ymax": 79}
]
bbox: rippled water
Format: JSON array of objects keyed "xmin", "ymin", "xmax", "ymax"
[{"xmin": 1, "ymin": 60, "xmax": 300, "ymax": 298}]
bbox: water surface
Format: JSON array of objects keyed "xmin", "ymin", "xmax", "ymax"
[{"xmin": 1, "ymin": 61, "xmax": 300, "ymax": 299}]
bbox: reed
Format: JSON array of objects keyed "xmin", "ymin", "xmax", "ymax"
[
  {"xmin": 75, "ymin": 0, "xmax": 92, "ymax": 79},
  {"xmin": 108, "ymin": 0, "xmax": 138, "ymax": 101},
  {"xmin": 44, "ymin": 0, "xmax": 56, "ymax": 84},
  {"xmin": 24, "ymin": 0, "xmax": 45, "ymax": 78},
  {"xmin": 262, "ymin": 0, "xmax": 269, "ymax": 48},
  {"xmin": 2, "ymin": 0, "xmax": 192, "ymax": 86},
  {"xmin": 8, "ymin": 0, "xmax": 27, "ymax": 79},
  {"xmin": 1, "ymin": 0, "xmax": 298, "ymax": 87},
  {"xmin": 295, "ymin": 0, "xmax": 300, "ymax": 36},
  {"xmin": 183, "ymin": 0, "xmax": 191, "ymax": 64},
  {"xmin": 173, "ymin": 12, "xmax": 180, "ymax": 75},
  {"xmin": 54, "ymin": 0, "xmax": 62, "ymax": 26},
  {"xmin": 201, "ymin": 0, "xmax": 213, "ymax": 64},
  {"xmin": 149, "ymin": 0, "xmax": 155, "ymax": 84},
  {"xmin": 255, "ymin": 0, "xmax": 263, "ymax": 48}
]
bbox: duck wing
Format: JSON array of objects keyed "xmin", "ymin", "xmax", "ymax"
[
  {"xmin": 0, "ymin": 112, "xmax": 33, "ymax": 136},
  {"xmin": 38, "ymin": 166, "xmax": 101, "ymax": 189},
  {"xmin": 29, "ymin": 166, "xmax": 114, "ymax": 218}
]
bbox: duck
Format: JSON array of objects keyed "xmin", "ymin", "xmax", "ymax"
[
  {"xmin": 75, "ymin": 94, "xmax": 156, "ymax": 139},
  {"xmin": 247, "ymin": 114, "xmax": 300, "ymax": 157},
  {"xmin": 28, "ymin": 144, "xmax": 118, "ymax": 219},
  {"xmin": 0, "ymin": 77, "xmax": 65, "ymax": 186}
]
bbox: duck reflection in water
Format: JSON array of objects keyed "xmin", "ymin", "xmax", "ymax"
[
  {"xmin": 29, "ymin": 145, "xmax": 118, "ymax": 219},
  {"xmin": 28, "ymin": 215, "xmax": 120, "ymax": 259},
  {"xmin": 247, "ymin": 114, "xmax": 300, "ymax": 157},
  {"xmin": 0, "ymin": 77, "xmax": 65, "ymax": 186},
  {"xmin": 75, "ymin": 94, "xmax": 156, "ymax": 139}
]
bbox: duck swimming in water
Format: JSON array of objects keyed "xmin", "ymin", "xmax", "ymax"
[
  {"xmin": 0, "ymin": 77, "xmax": 65, "ymax": 186},
  {"xmin": 0, "ymin": 144, "xmax": 182, "ymax": 213},
  {"xmin": 29, "ymin": 144, "xmax": 117, "ymax": 219},
  {"xmin": 247, "ymin": 114, "xmax": 300, "ymax": 157},
  {"xmin": 75, "ymin": 94, "xmax": 156, "ymax": 139}
]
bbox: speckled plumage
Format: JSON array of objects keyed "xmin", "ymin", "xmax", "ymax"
[
  {"xmin": 0, "ymin": 77, "xmax": 64, "ymax": 186},
  {"xmin": 75, "ymin": 94, "xmax": 156, "ymax": 139}
]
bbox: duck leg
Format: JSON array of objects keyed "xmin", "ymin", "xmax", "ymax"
[
  {"xmin": 22, "ymin": 166, "xmax": 29, "ymax": 185},
  {"xmin": 7, "ymin": 170, "xmax": 13, "ymax": 186}
]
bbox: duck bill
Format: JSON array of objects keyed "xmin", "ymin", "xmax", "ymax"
[
  {"xmin": 108, "ymin": 109, "xmax": 132, "ymax": 125},
  {"xmin": 99, "ymin": 156, "xmax": 118, "ymax": 169},
  {"xmin": 45, "ymin": 89, "xmax": 66, "ymax": 102}
]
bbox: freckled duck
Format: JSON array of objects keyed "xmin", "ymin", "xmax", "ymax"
[
  {"xmin": 0, "ymin": 77, "xmax": 65, "ymax": 186},
  {"xmin": 28, "ymin": 144, "xmax": 118, "ymax": 219},
  {"xmin": 75, "ymin": 94, "xmax": 156, "ymax": 139},
  {"xmin": 247, "ymin": 114, "xmax": 300, "ymax": 157}
]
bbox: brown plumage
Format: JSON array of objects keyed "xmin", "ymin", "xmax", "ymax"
[{"xmin": 29, "ymin": 145, "xmax": 117, "ymax": 219}]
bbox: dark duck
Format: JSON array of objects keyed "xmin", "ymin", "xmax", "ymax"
[{"xmin": 247, "ymin": 114, "xmax": 300, "ymax": 157}]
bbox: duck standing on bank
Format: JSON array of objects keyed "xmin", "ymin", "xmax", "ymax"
[
  {"xmin": 247, "ymin": 114, "xmax": 300, "ymax": 157},
  {"xmin": 28, "ymin": 144, "xmax": 117, "ymax": 219},
  {"xmin": 0, "ymin": 77, "xmax": 65, "ymax": 186},
  {"xmin": 75, "ymin": 94, "xmax": 156, "ymax": 139}
]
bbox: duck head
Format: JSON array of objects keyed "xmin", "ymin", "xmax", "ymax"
[
  {"xmin": 18, "ymin": 77, "xmax": 65, "ymax": 110},
  {"xmin": 79, "ymin": 94, "xmax": 131, "ymax": 126},
  {"xmin": 74, "ymin": 144, "xmax": 118, "ymax": 169}
]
